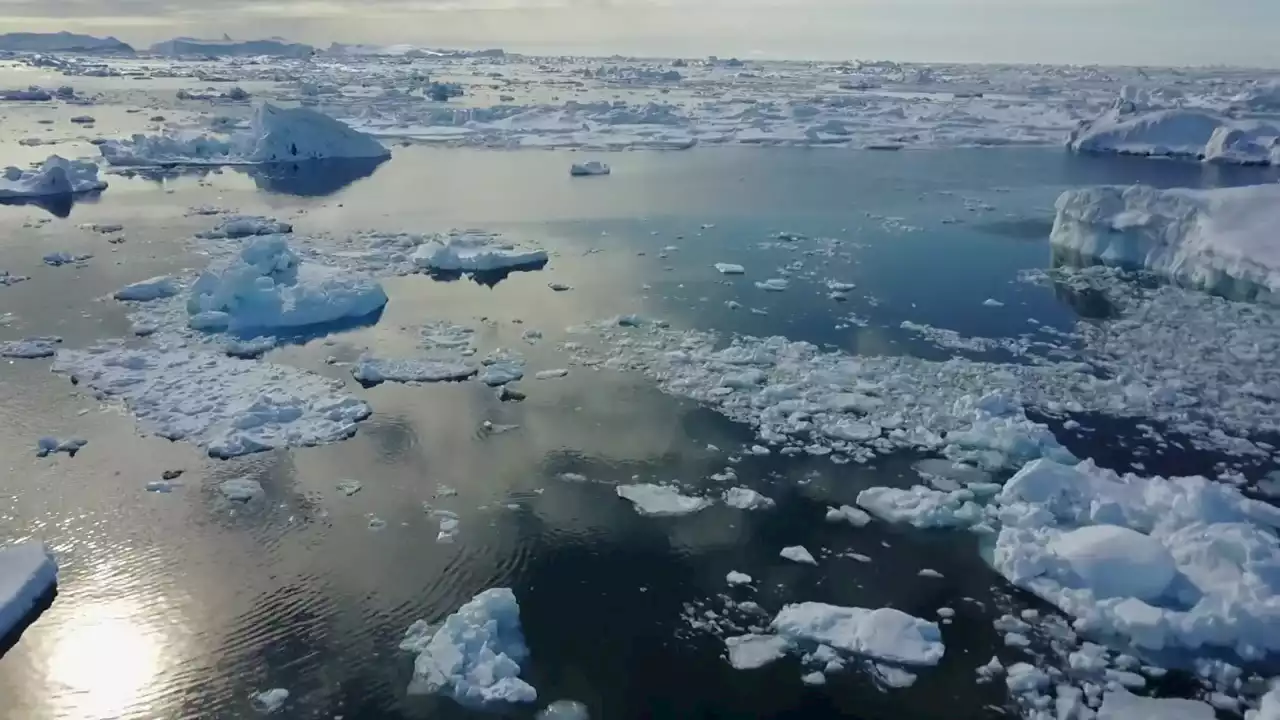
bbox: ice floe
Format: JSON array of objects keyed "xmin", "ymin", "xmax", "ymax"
[
  {"xmin": 0, "ymin": 155, "xmax": 107, "ymax": 199},
  {"xmin": 615, "ymin": 484, "xmax": 712, "ymax": 517},
  {"xmin": 770, "ymin": 603, "xmax": 945, "ymax": 666},
  {"xmin": 569, "ymin": 161, "xmax": 610, "ymax": 177},
  {"xmin": 400, "ymin": 588, "xmax": 537, "ymax": 705},
  {"xmin": 1, "ymin": 336, "xmax": 62, "ymax": 358},
  {"xmin": 0, "ymin": 541, "xmax": 58, "ymax": 641},
  {"xmin": 412, "ymin": 230, "xmax": 548, "ymax": 274},
  {"xmin": 352, "ymin": 357, "xmax": 477, "ymax": 385},
  {"xmin": 725, "ymin": 634, "xmax": 790, "ymax": 670},
  {"xmin": 114, "ymin": 276, "xmax": 179, "ymax": 302},
  {"xmin": 197, "ymin": 215, "xmax": 293, "ymax": 239},
  {"xmin": 723, "ymin": 487, "xmax": 775, "ymax": 510},
  {"xmin": 780, "ymin": 545, "xmax": 818, "ymax": 565},
  {"xmin": 52, "ymin": 342, "xmax": 371, "ymax": 458}
]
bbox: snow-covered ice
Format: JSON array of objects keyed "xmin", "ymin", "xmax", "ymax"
[
  {"xmin": 825, "ymin": 505, "xmax": 872, "ymax": 527},
  {"xmin": 780, "ymin": 545, "xmax": 818, "ymax": 565},
  {"xmin": 401, "ymin": 588, "xmax": 537, "ymax": 705},
  {"xmin": 615, "ymin": 484, "xmax": 712, "ymax": 517},
  {"xmin": 114, "ymin": 276, "xmax": 179, "ymax": 302},
  {"xmin": 569, "ymin": 161, "xmax": 610, "ymax": 176},
  {"xmin": 412, "ymin": 230, "xmax": 548, "ymax": 274},
  {"xmin": 0, "ymin": 155, "xmax": 107, "ymax": 199},
  {"xmin": 1052, "ymin": 184, "xmax": 1280, "ymax": 298},
  {"xmin": 0, "ymin": 541, "xmax": 57, "ymax": 642},
  {"xmin": 770, "ymin": 603, "xmax": 945, "ymax": 666},
  {"xmin": 52, "ymin": 342, "xmax": 372, "ymax": 458},
  {"xmin": 725, "ymin": 634, "xmax": 790, "ymax": 670}
]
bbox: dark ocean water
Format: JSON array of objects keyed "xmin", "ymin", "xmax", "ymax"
[{"xmin": 1, "ymin": 146, "xmax": 1276, "ymax": 720}]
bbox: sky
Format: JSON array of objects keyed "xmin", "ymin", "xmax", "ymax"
[{"xmin": 1, "ymin": 0, "xmax": 1278, "ymax": 67}]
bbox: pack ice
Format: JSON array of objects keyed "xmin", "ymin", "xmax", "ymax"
[
  {"xmin": 187, "ymin": 235, "xmax": 388, "ymax": 333},
  {"xmin": 51, "ymin": 342, "xmax": 372, "ymax": 458},
  {"xmin": 0, "ymin": 155, "xmax": 107, "ymax": 199},
  {"xmin": 400, "ymin": 588, "xmax": 537, "ymax": 705},
  {"xmin": 1052, "ymin": 184, "xmax": 1280, "ymax": 298},
  {"xmin": 0, "ymin": 541, "xmax": 57, "ymax": 641},
  {"xmin": 100, "ymin": 103, "xmax": 390, "ymax": 166}
]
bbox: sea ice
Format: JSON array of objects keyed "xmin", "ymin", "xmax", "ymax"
[
  {"xmin": 615, "ymin": 484, "xmax": 712, "ymax": 517},
  {"xmin": 714, "ymin": 263, "xmax": 746, "ymax": 275},
  {"xmin": 52, "ymin": 342, "xmax": 372, "ymax": 458},
  {"xmin": 1, "ymin": 336, "xmax": 62, "ymax": 359},
  {"xmin": 114, "ymin": 276, "xmax": 179, "ymax": 302},
  {"xmin": 401, "ymin": 588, "xmax": 537, "ymax": 705},
  {"xmin": 352, "ymin": 357, "xmax": 476, "ymax": 385},
  {"xmin": 0, "ymin": 541, "xmax": 58, "ymax": 642},
  {"xmin": 412, "ymin": 230, "xmax": 548, "ymax": 274},
  {"xmin": 726, "ymin": 571, "xmax": 753, "ymax": 586},
  {"xmin": 825, "ymin": 505, "xmax": 872, "ymax": 527},
  {"xmin": 569, "ymin": 161, "xmax": 610, "ymax": 176},
  {"xmin": 725, "ymin": 634, "xmax": 790, "ymax": 670},
  {"xmin": 780, "ymin": 546, "xmax": 818, "ymax": 565},
  {"xmin": 1096, "ymin": 689, "xmax": 1215, "ymax": 720},
  {"xmin": 197, "ymin": 216, "xmax": 293, "ymax": 239},
  {"xmin": 770, "ymin": 603, "xmax": 945, "ymax": 666},
  {"xmin": 1052, "ymin": 184, "xmax": 1280, "ymax": 297},
  {"xmin": 187, "ymin": 235, "xmax": 388, "ymax": 333},
  {"xmin": 0, "ymin": 155, "xmax": 107, "ymax": 199},
  {"xmin": 723, "ymin": 487, "xmax": 775, "ymax": 510}
]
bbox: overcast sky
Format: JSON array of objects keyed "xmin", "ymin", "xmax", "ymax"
[{"xmin": 1, "ymin": 0, "xmax": 1277, "ymax": 67}]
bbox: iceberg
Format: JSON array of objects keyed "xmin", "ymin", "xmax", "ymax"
[
  {"xmin": 0, "ymin": 156, "xmax": 107, "ymax": 200},
  {"xmin": 770, "ymin": 603, "xmax": 945, "ymax": 666},
  {"xmin": 412, "ymin": 230, "xmax": 548, "ymax": 274},
  {"xmin": 0, "ymin": 541, "xmax": 58, "ymax": 642},
  {"xmin": 187, "ymin": 236, "xmax": 388, "ymax": 333},
  {"xmin": 100, "ymin": 104, "xmax": 389, "ymax": 167},
  {"xmin": 1051, "ymin": 183, "xmax": 1280, "ymax": 298},
  {"xmin": 52, "ymin": 342, "xmax": 372, "ymax": 458},
  {"xmin": 401, "ymin": 588, "xmax": 537, "ymax": 705},
  {"xmin": 1069, "ymin": 106, "xmax": 1279, "ymax": 166}
]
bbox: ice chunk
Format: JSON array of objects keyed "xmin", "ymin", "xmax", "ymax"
[
  {"xmin": 780, "ymin": 545, "xmax": 818, "ymax": 565},
  {"xmin": 219, "ymin": 478, "xmax": 263, "ymax": 501},
  {"xmin": 42, "ymin": 251, "xmax": 91, "ymax": 267},
  {"xmin": 725, "ymin": 634, "xmax": 790, "ymax": 670},
  {"xmin": 0, "ymin": 155, "xmax": 107, "ymax": 199},
  {"xmin": 537, "ymin": 700, "xmax": 589, "ymax": 720},
  {"xmin": 825, "ymin": 505, "xmax": 872, "ymax": 527},
  {"xmin": 714, "ymin": 263, "xmax": 746, "ymax": 275},
  {"xmin": 1049, "ymin": 525, "xmax": 1176, "ymax": 601},
  {"xmin": 114, "ymin": 276, "xmax": 178, "ymax": 302},
  {"xmin": 0, "ymin": 541, "xmax": 57, "ymax": 644},
  {"xmin": 1052, "ymin": 184, "xmax": 1280, "ymax": 296},
  {"xmin": 1096, "ymin": 689, "xmax": 1215, "ymax": 720},
  {"xmin": 336, "ymin": 480, "xmax": 363, "ymax": 496},
  {"xmin": 187, "ymin": 236, "xmax": 387, "ymax": 333},
  {"xmin": 723, "ymin": 487, "xmax": 775, "ymax": 510},
  {"xmin": 800, "ymin": 671, "xmax": 826, "ymax": 685},
  {"xmin": 569, "ymin": 161, "xmax": 610, "ymax": 177},
  {"xmin": 754, "ymin": 278, "xmax": 789, "ymax": 292},
  {"xmin": 250, "ymin": 688, "xmax": 289, "ymax": 714},
  {"xmin": 197, "ymin": 215, "xmax": 293, "ymax": 239},
  {"xmin": 856, "ymin": 486, "xmax": 984, "ymax": 529},
  {"xmin": 52, "ymin": 343, "xmax": 371, "ymax": 458},
  {"xmin": 726, "ymin": 571, "xmax": 753, "ymax": 585},
  {"xmin": 771, "ymin": 603, "xmax": 945, "ymax": 666},
  {"xmin": 100, "ymin": 103, "xmax": 389, "ymax": 166},
  {"xmin": 402, "ymin": 588, "xmax": 537, "ymax": 705},
  {"xmin": 35, "ymin": 436, "xmax": 86, "ymax": 457},
  {"xmin": 1, "ymin": 336, "xmax": 62, "ymax": 359},
  {"xmin": 352, "ymin": 357, "xmax": 476, "ymax": 385},
  {"xmin": 412, "ymin": 230, "xmax": 548, "ymax": 274},
  {"xmin": 616, "ymin": 484, "xmax": 711, "ymax": 517},
  {"xmin": 480, "ymin": 358, "xmax": 526, "ymax": 386},
  {"xmin": 535, "ymin": 369, "xmax": 569, "ymax": 380}
]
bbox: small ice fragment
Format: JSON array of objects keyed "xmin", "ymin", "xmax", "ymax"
[
  {"xmin": 548, "ymin": 282, "xmax": 572, "ymax": 292},
  {"xmin": 755, "ymin": 278, "xmax": 789, "ymax": 292},
  {"xmin": 569, "ymin": 161, "xmax": 610, "ymax": 177},
  {"xmin": 42, "ymin": 251, "xmax": 91, "ymax": 267},
  {"xmin": 714, "ymin": 263, "xmax": 745, "ymax": 275},
  {"xmin": 918, "ymin": 569, "xmax": 943, "ymax": 579},
  {"xmin": 337, "ymin": 480, "xmax": 363, "ymax": 496},
  {"xmin": 727, "ymin": 571, "xmax": 753, "ymax": 586},
  {"xmin": 537, "ymin": 700, "xmax": 589, "ymax": 720},
  {"xmin": 368, "ymin": 516, "xmax": 387, "ymax": 531},
  {"xmin": 800, "ymin": 671, "xmax": 826, "ymax": 686},
  {"xmin": 220, "ymin": 478, "xmax": 263, "ymax": 502},
  {"xmin": 982, "ymin": 298, "xmax": 1004, "ymax": 307},
  {"xmin": 827, "ymin": 281, "xmax": 856, "ymax": 292},
  {"xmin": 145, "ymin": 480, "xmax": 174, "ymax": 493},
  {"xmin": 936, "ymin": 607, "xmax": 955, "ymax": 618},
  {"xmin": 114, "ymin": 276, "xmax": 178, "ymax": 301},
  {"xmin": 825, "ymin": 505, "xmax": 871, "ymax": 527},
  {"xmin": 725, "ymin": 634, "xmax": 790, "ymax": 670},
  {"xmin": 556, "ymin": 473, "xmax": 588, "ymax": 483},
  {"xmin": 780, "ymin": 546, "xmax": 817, "ymax": 565},
  {"xmin": 535, "ymin": 369, "xmax": 568, "ymax": 380},
  {"xmin": 723, "ymin": 487, "xmax": 775, "ymax": 510},
  {"xmin": 2, "ymin": 337, "xmax": 62, "ymax": 359},
  {"xmin": 436, "ymin": 485, "xmax": 458, "ymax": 497},
  {"xmin": 251, "ymin": 688, "xmax": 289, "ymax": 714}
]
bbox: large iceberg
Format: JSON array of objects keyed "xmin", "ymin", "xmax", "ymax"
[
  {"xmin": 52, "ymin": 342, "xmax": 372, "ymax": 458},
  {"xmin": 0, "ymin": 541, "xmax": 58, "ymax": 642},
  {"xmin": 400, "ymin": 588, "xmax": 537, "ymax": 705},
  {"xmin": 100, "ymin": 104, "xmax": 390, "ymax": 167},
  {"xmin": 1051, "ymin": 183, "xmax": 1280, "ymax": 298},
  {"xmin": 0, "ymin": 156, "xmax": 107, "ymax": 200},
  {"xmin": 1068, "ymin": 105, "xmax": 1279, "ymax": 165},
  {"xmin": 187, "ymin": 235, "xmax": 388, "ymax": 333}
]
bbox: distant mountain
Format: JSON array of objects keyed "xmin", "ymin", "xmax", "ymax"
[
  {"xmin": 149, "ymin": 37, "xmax": 314, "ymax": 58},
  {"xmin": 0, "ymin": 31, "xmax": 134, "ymax": 54}
]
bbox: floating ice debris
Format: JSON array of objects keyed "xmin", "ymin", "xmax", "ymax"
[
  {"xmin": 780, "ymin": 545, "xmax": 818, "ymax": 565},
  {"xmin": 145, "ymin": 480, "xmax": 175, "ymax": 493},
  {"xmin": 982, "ymin": 298, "xmax": 1004, "ymax": 307},
  {"xmin": 800, "ymin": 671, "xmax": 826, "ymax": 686},
  {"xmin": 0, "ymin": 541, "xmax": 58, "ymax": 642},
  {"xmin": 412, "ymin": 230, "xmax": 548, "ymax": 274},
  {"xmin": 725, "ymin": 634, "xmax": 790, "ymax": 670},
  {"xmin": 197, "ymin": 215, "xmax": 293, "ymax": 239},
  {"xmin": 0, "ymin": 155, "xmax": 106, "ymax": 199},
  {"xmin": 53, "ymin": 343, "xmax": 372, "ymax": 458},
  {"xmin": 912, "ymin": 459, "xmax": 993, "ymax": 491},
  {"xmin": 187, "ymin": 236, "xmax": 388, "ymax": 333},
  {"xmin": 726, "ymin": 571, "xmax": 753, "ymax": 586},
  {"xmin": 615, "ymin": 484, "xmax": 712, "ymax": 517},
  {"xmin": 402, "ymin": 588, "xmax": 536, "ymax": 705},
  {"xmin": 569, "ymin": 161, "xmax": 610, "ymax": 176},
  {"xmin": 536, "ymin": 700, "xmax": 589, "ymax": 720},
  {"xmin": 556, "ymin": 473, "xmax": 588, "ymax": 483},
  {"xmin": 723, "ymin": 487, "xmax": 775, "ymax": 510},
  {"xmin": 856, "ymin": 486, "xmax": 984, "ymax": 529},
  {"xmin": 714, "ymin": 263, "xmax": 745, "ymax": 275},
  {"xmin": 1, "ymin": 336, "xmax": 62, "ymax": 359},
  {"xmin": 548, "ymin": 282, "xmax": 572, "ymax": 292},
  {"xmin": 224, "ymin": 336, "xmax": 278, "ymax": 359},
  {"xmin": 352, "ymin": 357, "xmax": 476, "ymax": 385},
  {"xmin": 1052, "ymin": 184, "xmax": 1280, "ymax": 297},
  {"xmin": 114, "ymin": 276, "xmax": 179, "ymax": 302},
  {"xmin": 521, "ymin": 329, "xmax": 542, "ymax": 345},
  {"xmin": 250, "ymin": 688, "xmax": 289, "ymax": 714},
  {"xmin": 35, "ymin": 436, "xmax": 86, "ymax": 457},
  {"xmin": 69, "ymin": 115, "xmax": 95, "ymax": 125},
  {"xmin": 1096, "ymin": 689, "xmax": 1215, "ymax": 720},
  {"xmin": 754, "ymin": 278, "xmax": 789, "ymax": 292},
  {"xmin": 827, "ymin": 281, "xmax": 856, "ymax": 292},
  {"xmin": 42, "ymin": 251, "xmax": 91, "ymax": 267},
  {"xmin": 870, "ymin": 664, "xmax": 917, "ymax": 688},
  {"xmin": 435, "ymin": 512, "xmax": 460, "ymax": 543},
  {"xmin": 771, "ymin": 603, "xmax": 945, "ymax": 666},
  {"xmin": 825, "ymin": 505, "xmax": 872, "ymax": 527},
  {"xmin": 219, "ymin": 478, "xmax": 263, "ymax": 501},
  {"xmin": 368, "ymin": 516, "xmax": 387, "ymax": 531},
  {"xmin": 480, "ymin": 352, "xmax": 525, "ymax": 386},
  {"xmin": 918, "ymin": 569, "xmax": 944, "ymax": 579},
  {"xmin": 535, "ymin": 369, "xmax": 568, "ymax": 380},
  {"xmin": 100, "ymin": 103, "xmax": 390, "ymax": 166},
  {"xmin": 0, "ymin": 270, "xmax": 29, "ymax": 287},
  {"xmin": 337, "ymin": 480, "xmax": 363, "ymax": 496}
]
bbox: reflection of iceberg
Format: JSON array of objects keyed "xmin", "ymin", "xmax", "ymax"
[
  {"xmin": 244, "ymin": 157, "xmax": 386, "ymax": 196},
  {"xmin": 0, "ymin": 191, "xmax": 99, "ymax": 218}
]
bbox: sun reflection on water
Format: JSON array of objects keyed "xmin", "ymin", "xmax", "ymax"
[{"xmin": 42, "ymin": 598, "xmax": 165, "ymax": 719}]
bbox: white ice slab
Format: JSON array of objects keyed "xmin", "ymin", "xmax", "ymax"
[
  {"xmin": 1096, "ymin": 689, "xmax": 1215, "ymax": 720},
  {"xmin": 0, "ymin": 541, "xmax": 57, "ymax": 641},
  {"xmin": 615, "ymin": 484, "xmax": 712, "ymax": 517},
  {"xmin": 771, "ymin": 603, "xmax": 945, "ymax": 666},
  {"xmin": 352, "ymin": 357, "xmax": 477, "ymax": 384},
  {"xmin": 725, "ymin": 634, "xmax": 790, "ymax": 670},
  {"xmin": 723, "ymin": 487, "xmax": 775, "ymax": 510},
  {"xmin": 569, "ymin": 161, "xmax": 610, "ymax": 176},
  {"xmin": 412, "ymin": 231, "xmax": 548, "ymax": 274}
]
